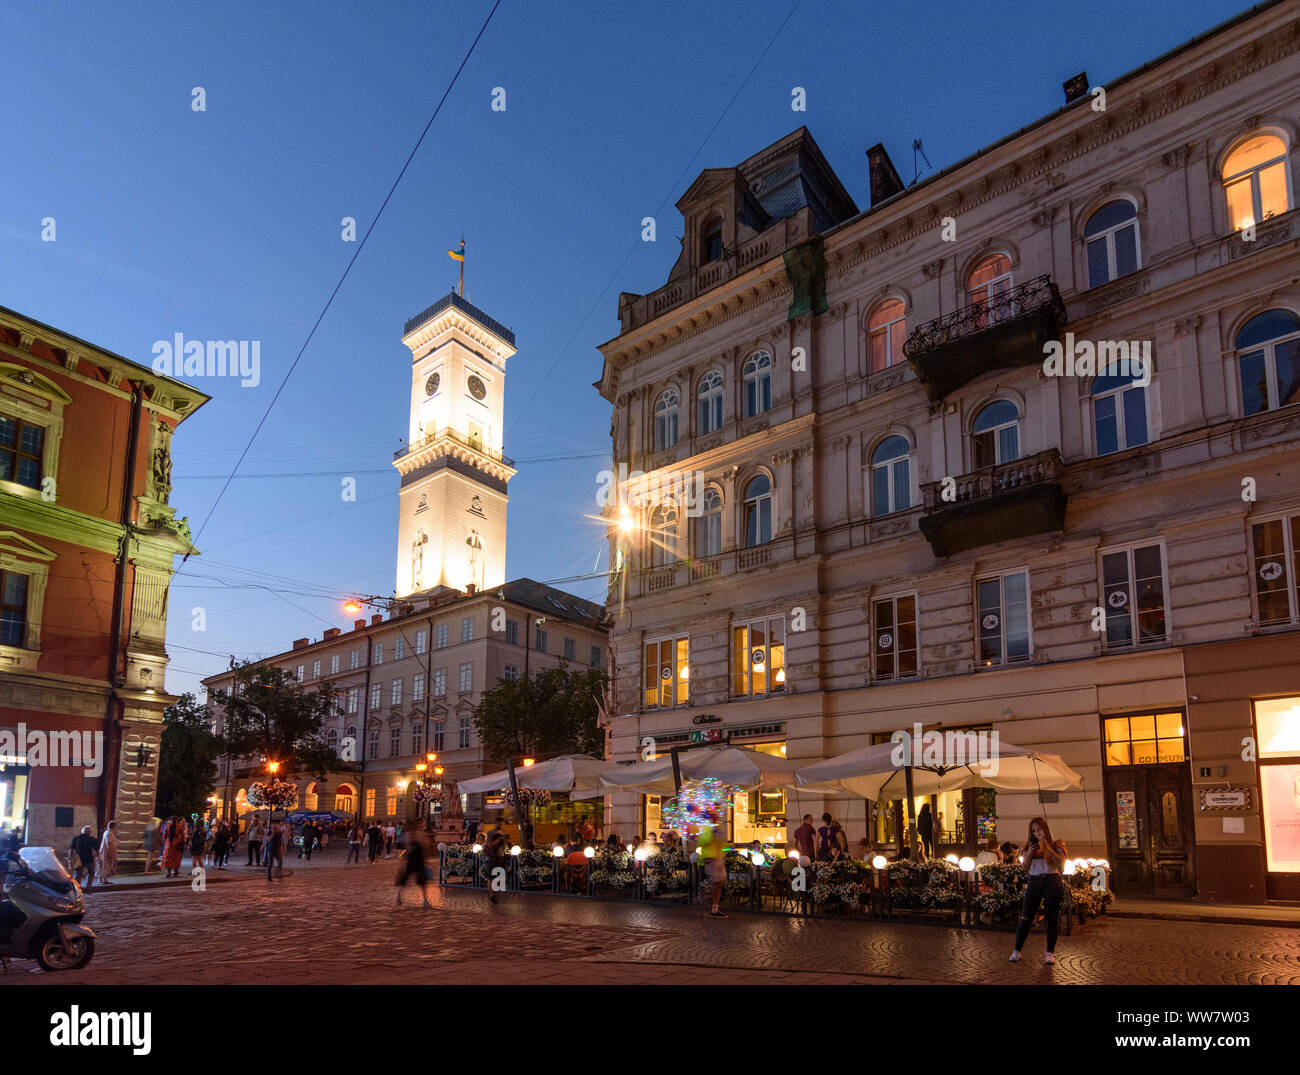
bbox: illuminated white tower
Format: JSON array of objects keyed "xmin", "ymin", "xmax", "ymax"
[{"xmin": 393, "ymin": 292, "xmax": 516, "ymax": 598}]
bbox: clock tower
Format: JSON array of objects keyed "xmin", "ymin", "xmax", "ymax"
[{"xmin": 393, "ymin": 292, "xmax": 517, "ymax": 598}]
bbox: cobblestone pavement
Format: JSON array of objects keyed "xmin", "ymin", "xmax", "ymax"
[{"xmin": 5, "ymin": 857, "xmax": 1299, "ymax": 985}]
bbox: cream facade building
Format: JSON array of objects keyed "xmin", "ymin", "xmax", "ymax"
[{"xmin": 597, "ymin": 2, "xmax": 1300, "ymax": 903}]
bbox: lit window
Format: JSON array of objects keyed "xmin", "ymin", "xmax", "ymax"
[
  {"xmin": 972, "ymin": 400, "xmax": 1020, "ymax": 468},
  {"xmin": 1092, "ymin": 364, "xmax": 1149, "ymax": 455},
  {"xmin": 742, "ymin": 351, "xmax": 772, "ymax": 418},
  {"xmin": 1223, "ymin": 133, "xmax": 1291, "ymax": 232},
  {"xmin": 732, "ymin": 617, "xmax": 785, "ymax": 697},
  {"xmin": 1100, "ymin": 542, "xmax": 1167, "ymax": 648},
  {"xmin": 1084, "ymin": 201, "xmax": 1140, "ymax": 287},
  {"xmin": 742, "ymin": 474, "xmax": 772, "ymax": 547},
  {"xmin": 1237, "ymin": 309, "xmax": 1300, "ymax": 417},
  {"xmin": 643, "ymin": 636, "xmax": 689, "ymax": 708},
  {"xmin": 976, "ymin": 571, "xmax": 1031, "ymax": 666},
  {"xmin": 1103, "ymin": 712, "xmax": 1186, "ymax": 766},
  {"xmin": 868, "ymin": 299, "xmax": 907, "ymax": 372},
  {"xmin": 1254, "ymin": 697, "xmax": 1300, "ymax": 875},
  {"xmin": 697, "ymin": 371, "xmax": 724, "ymax": 433},
  {"xmin": 967, "ymin": 254, "xmax": 1013, "ymax": 328},
  {"xmin": 873, "ymin": 594, "xmax": 917, "ymax": 681},
  {"xmin": 869, "ymin": 436, "xmax": 912, "ymax": 515}
]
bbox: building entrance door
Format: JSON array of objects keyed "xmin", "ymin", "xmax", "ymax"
[{"xmin": 1103, "ymin": 763, "xmax": 1196, "ymax": 898}]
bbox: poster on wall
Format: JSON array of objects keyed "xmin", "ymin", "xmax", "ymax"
[
  {"xmin": 1116, "ymin": 790, "xmax": 1138, "ymax": 849},
  {"xmin": 1261, "ymin": 763, "xmax": 1300, "ymax": 873}
]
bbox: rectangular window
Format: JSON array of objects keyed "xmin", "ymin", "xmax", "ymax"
[
  {"xmin": 330, "ymin": 654, "xmax": 339, "ymax": 675},
  {"xmin": 644, "ymin": 636, "xmax": 689, "ymax": 708},
  {"xmin": 1101, "ymin": 542, "xmax": 1167, "ymax": 648},
  {"xmin": 976, "ymin": 570, "xmax": 1031, "ymax": 666},
  {"xmin": 350, "ymin": 648, "xmax": 359, "ymax": 670},
  {"xmin": 346, "ymin": 687, "xmax": 359, "ymax": 714},
  {"xmin": 296, "ymin": 665, "xmax": 304, "ymax": 682},
  {"xmin": 365, "ymin": 788, "xmax": 376, "ymax": 817},
  {"xmin": 732, "ymin": 617, "xmax": 786, "ymax": 697},
  {"xmin": 411, "ymin": 721, "xmax": 423, "ymax": 757},
  {"xmin": 461, "ymin": 617, "xmax": 474, "ymax": 643},
  {"xmin": 387, "ymin": 790, "xmax": 398, "ymax": 816},
  {"xmin": 416, "ymin": 629, "xmax": 427, "ymax": 655},
  {"xmin": 1252, "ymin": 515, "xmax": 1300, "ymax": 626},
  {"xmin": 312, "ymin": 659, "xmax": 321, "ymax": 679},
  {"xmin": 1255, "ymin": 698, "xmax": 1300, "ymax": 874},
  {"xmin": 390, "ymin": 725, "xmax": 401, "ymax": 757},
  {"xmin": 505, "ymin": 620, "xmax": 518, "ymax": 645},
  {"xmin": 368, "ymin": 728, "xmax": 380, "ymax": 760},
  {"xmin": 459, "ymin": 662, "xmax": 473, "ymax": 693},
  {"xmin": 535, "ymin": 628, "xmax": 548, "ymax": 653},
  {"xmin": 564, "ymin": 637, "xmax": 576, "ymax": 660},
  {"xmin": 1103, "ymin": 712, "xmax": 1187, "ymax": 766},
  {"xmin": 373, "ymin": 643, "xmax": 383, "ymax": 665},
  {"xmin": 432, "ymin": 722, "xmax": 445, "ymax": 752},
  {"xmin": 591, "ymin": 646, "xmax": 602, "ymax": 669},
  {"xmin": 436, "ymin": 624, "xmax": 448, "ymax": 649},
  {"xmin": 394, "ymin": 637, "xmax": 405, "ymax": 660},
  {"xmin": 0, "ymin": 570, "xmax": 29, "ymax": 647},
  {"xmin": 873, "ymin": 594, "xmax": 918, "ymax": 680},
  {"xmin": 413, "ymin": 672, "xmax": 425, "ymax": 701},
  {"xmin": 504, "ymin": 665, "xmax": 520, "ymax": 682},
  {"xmin": 370, "ymin": 684, "xmax": 381, "ymax": 711},
  {"xmin": 0, "ymin": 415, "xmax": 45, "ymax": 489},
  {"xmin": 458, "ymin": 714, "xmax": 471, "ymax": 749},
  {"xmin": 433, "ymin": 668, "xmax": 447, "ymax": 697},
  {"xmin": 391, "ymin": 679, "xmax": 403, "ymax": 706}
]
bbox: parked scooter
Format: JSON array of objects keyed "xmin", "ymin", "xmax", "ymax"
[{"xmin": 0, "ymin": 846, "xmax": 96, "ymax": 972}]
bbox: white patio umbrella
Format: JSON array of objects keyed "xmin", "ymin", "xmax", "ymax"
[
  {"xmin": 598, "ymin": 745, "xmax": 845, "ymax": 796},
  {"xmin": 457, "ymin": 754, "xmax": 619, "ymax": 798},
  {"xmin": 794, "ymin": 740, "xmax": 1083, "ymax": 800}
]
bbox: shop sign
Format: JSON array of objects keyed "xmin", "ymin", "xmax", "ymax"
[
  {"xmin": 690, "ymin": 729, "xmax": 723, "ymax": 743},
  {"xmin": 1198, "ymin": 787, "xmax": 1252, "ymax": 811}
]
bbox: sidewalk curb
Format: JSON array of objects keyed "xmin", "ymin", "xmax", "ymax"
[
  {"xmin": 87, "ymin": 869, "xmax": 297, "ymax": 893},
  {"xmin": 1107, "ymin": 908, "xmax": 1300, "ymax": 929}
]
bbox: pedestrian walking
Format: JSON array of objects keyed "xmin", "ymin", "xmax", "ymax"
[
  {"xmin": 367, "ymin": 821, "xmax": 383, "ymax": 864},
  {"xmin": 394, "ymin": 832, "xmax": 431, "ymax": 907},
  {"xmin": 143, "ymin": 816, "xmax": 160, "ymax": 875},
  {"xmin": 68, "ymin": 826, "xmax": 98, "ymax": 890},
  {"xmin": 483, "ymin": 822, "xmax": 508, "ymax": 904},
  {"xmin": 698, "ymin": 825, "xmax": 727, "ymax": 918},
  {"xmin": 211, "ymin": 822, "xmax": 231, "ymax": 869},
  {"xmin": 384, "ymin": 821, "xmax": 395, "ymax": 857},
  {"xmin": 792, "ymin": 813, "xmax": 817, "ymax": 860},
  {"xmin": 300, "ymin": 822, "xmax": 315, "ymax": 861},
  {"xmin": 189, "ymin": 819, "xmax": 207, "ymax": 874},
  {"xmin": 816, "ymin": 812, "xmax": 846, "ymax": 862},
  {"xmin": 161, "ymin": 816, "xmax": 186, "ymax": 878},
  {"xmin": 247, "ymin": 818, "xmax": 265, "ymax": 867},
  {"xmin": 265, "ymin": 822, "xmax": 285, "ymax": 881},
  {"xmin": 97, "ymin": 820, "xmax": 119, "ymax": 884},
  {"xmin": 1009, "ymin": 817, "xmax": 1067, "ymax": 965},
  {"xmin": 346, "ymin": 825, "xmax": 361, "ymax": 864}
]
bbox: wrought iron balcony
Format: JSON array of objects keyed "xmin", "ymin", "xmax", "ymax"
[
  {"xmin": 903, "ymin": 275, "xmax": 1067, "ymax": 401},
  {"xmin": 918, "ymin": 449, "xmax": 1067, "ymax": 558}
]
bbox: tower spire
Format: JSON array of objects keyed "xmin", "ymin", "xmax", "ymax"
[{"xmin": 448, "ymin": 236, "xmax": 465, "ymax": 298}]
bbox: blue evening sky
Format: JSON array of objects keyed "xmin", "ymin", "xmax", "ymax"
[{"xmin": 0, "ymin": 0, "xmax": 1252, "ymax": 697}]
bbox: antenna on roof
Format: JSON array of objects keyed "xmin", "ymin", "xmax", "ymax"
[{"xmin": 911, "ymin": 139, "xmax": 932, "ymax": 185}]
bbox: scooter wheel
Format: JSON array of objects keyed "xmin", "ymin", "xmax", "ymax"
[{"xmin": 35, "ymin": 932, "xmax": 94, "ymax": 972}]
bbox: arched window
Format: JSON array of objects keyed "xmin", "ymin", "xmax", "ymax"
[
  {"xmin": 649, "ymin": 503, "xmax": 678, "ymax": 566},
  {"xmin": 345, "ymin": 724, "xmax": 356, "ymax": 740},
  {"xmin": 1237, "ymin": 309, "xmax": 1300, "ymax": 416},
  {"xmin": 972, "ymin": 400, "xmax": 1020, "ymax": 469},
  {"xmin": 335, "ymin": 784, "xmax": 355, "ymax": 815},
  {"xmin": 327, "ymin": 728, "xmax": 339, "ymax": 753},
  {"xmin": 702, "ymin": 218, "xmax": 723, "ymax": 264},
  {"xmin": 967, "ymin": 253, "xmax": 1013, "ymax": 328},
  {"xmin": 870, "ymin": 436, "xmax": 912, "ymax": 515},
  {"xmin": 742, "ymin": 474, "xmax": 772, "ymax": 547},
  {"xmin": 697, "ymin": 370, "xmax": 724, "ymax": 433},
  {"xmin": 868, "ymin": 299, "xmax": 907, "ymax": 372},
  {"xmin": 1223, "ymin": 133, "xmax": 1291, "ymax": 231},
  {"xmin": 653, "ymin": 388, "xmax": 679, "ymax": 451},
  {"xmin": 1092, "ymin": 364, "xmax": 1149, "ymax": 455},
  {"xmin": 304, "ymin": 782, "xmax": 319, "ymax": 811},
  {"xmin": 694, "ymin": 488, "xmax": 723, "ymax": 558},
  {"xmin": 1085, "ymin": 200, "xmax": 1140, "ymax": 287},
  {"xmin": 743, "ymin": 351, "xmax": 772, "ymax": 418}
]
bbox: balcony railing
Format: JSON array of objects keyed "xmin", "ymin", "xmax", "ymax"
[
  {"xmin": 691, "ymin": 557, "xmax": 722, "ymax": 582},
  {"xmin": 394, "ymin": 428, "xmax": 514, "ymax": 467},
  {"xmin": 918, "ymin": 449, "xmax": 1067, "ymax": 558},
  {"xmin": 736, "ymin": 545, "xmax": 772, "ymax": 571},
  {"xmin": 903, "ymin": 275, "xmax": 1067, "ymax": 401}
]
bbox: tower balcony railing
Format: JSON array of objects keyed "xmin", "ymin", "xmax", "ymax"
[
  {"xmin": 902, "ymin": 275, "xmax": 1067, "ymax": 401},
  {"xmin": 394, "ymin": 428, "xmax": 514, "ymax": 467}
]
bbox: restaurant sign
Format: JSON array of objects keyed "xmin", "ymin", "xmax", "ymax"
[{"xmin": 1198, "ymin": 787, "xmax": 1252, "ymax": 812}]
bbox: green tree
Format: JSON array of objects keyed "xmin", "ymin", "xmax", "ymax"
[
  {"xmin": 209, "ymin": 661, "xmax": 339, "ymax": 781},
  {"xmin": 155, "ymin": 692, "xmax": 221, "ymax": 820},
  {"xmin": 473, "ymin": 664, "xmax": 606, "ymax": 764}
]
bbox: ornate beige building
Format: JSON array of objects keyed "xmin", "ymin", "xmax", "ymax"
[{"xmin": 597, "ymin": 2, "xmax": 1300, "ymax": 903}]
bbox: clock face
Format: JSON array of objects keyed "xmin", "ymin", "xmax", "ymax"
[
  {"xmin": 467, "ymin": 374, "xmax": 487, "ymax": 400},
  {"xmin": 425, "ymin": 372, "xmax": 440, "ymax": 396}
]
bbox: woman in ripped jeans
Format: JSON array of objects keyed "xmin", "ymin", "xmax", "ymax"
[{"xmin": 1009, "ymin": 816, "xmax": 1066, "ymax": 966}]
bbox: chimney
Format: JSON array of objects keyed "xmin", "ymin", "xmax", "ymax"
[
  {"xmin": 865, "ymin": 143, "xmax": 904, "ymax": 206},
  {"xmin": 292, "ymin": 638, "xmax": 309, "ymax": 650},
  {"xmin": 1063, "ymin": 71, "xmax": 1089, "ymax": 104},
  {"xmin": 353, "ymin": 619, "xmax": 366, "ymax": 632},
  {"xmin": 323, "ymin": 628, "xmax": 341, "ymax": 640},
  {"xmin": 370, "ymin": 614, "xmax": 382, "ymax": 626}
]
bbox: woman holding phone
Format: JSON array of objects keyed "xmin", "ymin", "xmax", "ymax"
[{"xmin": 1009, "ymin": 816, "xmax": 1066, "ymax": 965}]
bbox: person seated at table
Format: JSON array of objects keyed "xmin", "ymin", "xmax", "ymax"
[
  {"xmin": 606, "ymin": 833, "xmax": 622, "ymax": 850},
  {"xmin": 975, "ymin": 838, "xmax": 1000, "ymax": 866},
  {"xmin": 660, "ymin": 830, "xmax": 681, "ymax": 854},
  {"xmin": 856, "ymin": 837, "xmax": 873, "ymax": 860},
  {"xmin": 1000, "ymin": 841, "xmax": 1019, "ymax": 864}
]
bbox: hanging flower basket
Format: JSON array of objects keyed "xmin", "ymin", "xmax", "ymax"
[
  {"xmin": 247, "ymin": 779, "xmax": 299, "ymax": 810},
  {"xmin": 501, "ymin": 787, "xmax": 550, "ymax": 809},
  {"xmin": 413, "ymin": 781, "xmax": 444, "ymax": 806}
]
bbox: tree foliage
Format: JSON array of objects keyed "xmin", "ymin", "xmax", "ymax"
[
  {"xmin": 209, "ymin": 661, "xmax": 339, "ymax": 780},
  {"xmin": 473, "ymin": 664, "xmax": 606, "ymax": 764},
  {"xmin": 155, "ymin": 692, "xmax": 221, "ymax": 820}
]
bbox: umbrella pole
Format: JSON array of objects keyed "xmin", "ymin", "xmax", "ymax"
[
  {"xmin": 506, "ymin": 758, "xmax": 523, "ymax": 847},
  {"xmin": 904, "ymin": 765, "xmax": 918, "ymax": 859},
  {"xmin": 670, "ymin": 747, "xmax": 682, "ymax": 795}
]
